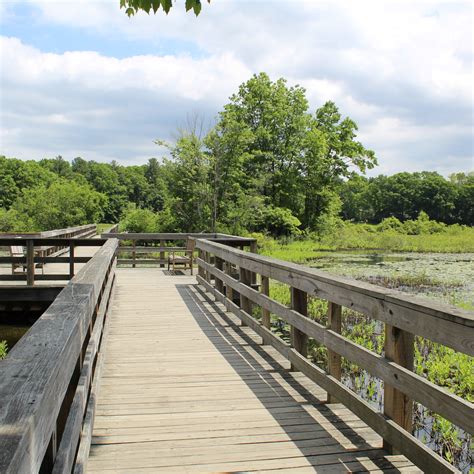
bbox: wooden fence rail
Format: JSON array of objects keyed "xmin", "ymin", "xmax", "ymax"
[
  {"xmin": 0, "ymin": 237, "xmax": 106, "ymax": 285},
  {"xmin": 194, "ymin": 238, "xmax": 474, "ymax": 474},
  {"xmin": 100, "ymin": 232, "xmax": 256, "ymax": 268},
  {"xmin": 0, "ymin": 238, "xmax": 118, "ymax": 473}
]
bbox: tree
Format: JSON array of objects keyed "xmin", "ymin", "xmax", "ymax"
[
  {"xmin": 159, "ymin": 132, "xmax": 212, "ymax": 232},
  {"xmin": 11, "ymin": 181, "xmax": 106, "ymax": 230},
  {"xmin": 210, "ymin": 73, "xmax": 376, "ymax": 233},
  {"xmin": 120, "ymin": 0, "xmax": 209, "ymax": 16}
]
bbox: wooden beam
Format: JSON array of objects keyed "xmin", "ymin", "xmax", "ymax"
[
  {"xmin": 290, "ymin": 287, "xmax": 308, "ymax": 361},
  {"xmin": 383, "ymin": 324, "xmax": 415, "ymax": 453},
  {"xmin": 261, "ymin": 275, "xmax": 270, "ymax": 329},
  {"xmin": 327, "ymin": 302, "xmax": 342, "ymax": 403}
]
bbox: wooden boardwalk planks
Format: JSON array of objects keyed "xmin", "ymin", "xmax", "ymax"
[{"xmin": 87, "ymin": 268, "xmax": 418, "ymax": 473}]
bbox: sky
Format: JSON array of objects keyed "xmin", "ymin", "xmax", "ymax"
[{"xmin": 0, "ymin": 0, "xmax": 473, "ymax": 176}]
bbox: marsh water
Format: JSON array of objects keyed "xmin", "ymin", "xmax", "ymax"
[
  {"xmin": 308, "ymin": 250, "xmax": 474, "ymax": 307},
  {"xmin": 305, "ymin": 250, "xmax": 473, "ymax": 472}
]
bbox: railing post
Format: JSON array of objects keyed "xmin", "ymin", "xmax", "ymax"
[
  {"xmin": 204, "ymin": 251, "xmax": 211, "ymax": 283},
  {"xmin": 160, "ymin": 239, "xmax": 165, "ymax": 268},
  {"xmin": 239, "ymin": 267, "xmax": 252, "ymax": 325},
  {"xmin": 197, "ymin": 248, "xmax": 205, "ymax": 278},
  {"xmin": 249, "ymin": 240, "xmax": 258, "ymax": 286},
  {"xmin": 327, "ymin": 302, "xmax": 342, "ymax": 403},
  {"xmin": 261, "ymin": 275, "xmax": 270, "ymax": 329},
  {"xmin": 69, "ymin": 241, "xmax": 75, "ymax": 279},
  {"xmin": 215, "ymin": 256, "xmax": 224, "ymax": 294},
  {"xmin": 383, "ymin": 324, "xmax": 414, "ymax": 453},
  {"xmin": 290, "ymin": 287, "xmax": 308, "ymax": 367},
  {"xmin": 224, "ymin": 262, "xmax": 234, "ymax": 302},
  {"xmin": 26, "ymin": 240, "xmax": 35, "ymax": 286},
  {"xmin": 132, "ymin": 239, "xmax": 136, "ymax": 268}
]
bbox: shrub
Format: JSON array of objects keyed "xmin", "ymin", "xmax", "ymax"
[
  {"xmin": 120, "ymin": 207, "xmax": 158, "ymax": 233},
  {"xmin": 254, "ymin": 206, "xmax": 302, "ymax": 237}
]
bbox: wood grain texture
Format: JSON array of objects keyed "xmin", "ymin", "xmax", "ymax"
[
  {"xmin": 197, "ymin": 256, "xmax": 474, "ymax": 435},
  {"xmin": 87, "ymin": 268, "xmax": 418, "ymax": 473},
  {"xmin": 0, "ymin": 239, "xmax": 118, "ymax": 473}
]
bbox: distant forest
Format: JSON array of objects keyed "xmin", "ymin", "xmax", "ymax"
[{"xmin": 1, "ymin": 73, "xmax": 472, "ymax": 236}]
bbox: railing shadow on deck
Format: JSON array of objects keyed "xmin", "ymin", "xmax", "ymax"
[{"xmin": 175, "ymin": 282, "xmax": 407, "ymax": 472}]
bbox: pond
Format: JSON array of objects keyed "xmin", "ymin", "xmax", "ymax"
[{"xmin": 307, "ymin": 250, "xmax": 474, "ymax": 307}]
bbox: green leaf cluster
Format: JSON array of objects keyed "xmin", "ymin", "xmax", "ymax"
[{"xmin": 120, "ymin": 0, "xmax": 208, "ymax": 16}]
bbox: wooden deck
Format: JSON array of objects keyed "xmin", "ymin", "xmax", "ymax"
[{"xmin": 87, "ymin": 268, "xmax": 416, "ymax": 473}]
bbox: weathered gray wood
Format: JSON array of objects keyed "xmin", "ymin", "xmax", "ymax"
[
  {"xmin": 0, "ymin": 239, "xmax": 118, "ymax": 474},
  {"xmin": 327, "ymin": 302, "xmax": 342, "ymax": 403},
  {"xmin": 69, "ymin": 242, "xmax": 75, "ymax": 278},
  {"xmin": 291, "ymin": 287, "xmax": 308, "ymax": 359},
  {"xmin": 73, "ymin": 273, "xmax": 117, "ymax": 474},
  {"xmin": 288, "ymin": 351, "xmax": 456, "ymax": 474},
  {"xmin": 197, "ymin": 275, "xmax": 291, "ymax": 358},
  {"xmin": 52, "ymin": 264, "xmax": 116, "ymax": 473},
  {"xmin": 215, "ymin": 257, "xmax": 224, "ymax": 294},
  {"xmin": 0, "ymin": 274, "xmax": 71, "ymax": 281},
  {"xmin": 0, "ymin": 238, "xmax": 105, "ymax": 246},
  {"xmin": 261, "ymin": 275, "xmax": 270, "ymax": 329},
  {"xmin": 118, "ymin": 246, "xmax": 185, "ymax": 252},
  {"xmin": 160, "ymin": 239, "xmax": 165, "ymax": 268},
  {"xmin": 196, "ymin": 274, "xmax": 454, "ymax": 473},
  {"xmin": 195, "ymin": 239, "xmax": 474, "ymax": 355},
  {"xmin": 384, "ymin": 324, "xmax": 415, "ymax": 453},
  {"xmin": 239, "ymin": 266, "xmax": 252, "ymax": 327},
  {"xmin": 197, "ymin": 257, "xmax": 474, "ymax": 434},
  {"xmin": 26, "ymin": 239, "xmax": 34, "ymax": 286}
]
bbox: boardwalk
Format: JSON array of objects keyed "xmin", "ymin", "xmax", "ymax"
[{"xmin": 87, "ymin": 268, "xmax": 416, "ymax": 473}]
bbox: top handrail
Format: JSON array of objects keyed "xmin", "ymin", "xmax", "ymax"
[{"xmin": 195, "ymin": 238, "xmax": 474, "ymax": 353}]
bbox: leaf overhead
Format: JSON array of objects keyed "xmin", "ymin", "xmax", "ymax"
[{"xmin": 120, "ymin": 0, "xmax": 209, "ymax": 16}]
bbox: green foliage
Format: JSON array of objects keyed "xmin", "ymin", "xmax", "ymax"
[
  {"xmin": 253, "ymin": 206, "xmax": 302, "ymax": 237},
  {"xmin": 120, "ymin": 0, "xmax": 209, "ymax": 16},
  {"xmin": 11, "ymin": 181, "xmax": 106, "ymax": 231},
  {"xmin": 0, "ymin": 340, "xmax": 7, "ymax": 360},
  {"xmin": 258, "ymin": 221, "xmax": 474, "ymax": 261},
  {"xmin": 120, "ymin": 207, "xmax": 158, "ymax": 233},
  {"xmin": 341, "ymin": 171, "xmax": 473, "ymax": 226}
]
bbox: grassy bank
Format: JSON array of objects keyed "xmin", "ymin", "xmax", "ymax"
[{"xmin": 256, "ymin": 222, "xmax": 474, "ymax": 262}]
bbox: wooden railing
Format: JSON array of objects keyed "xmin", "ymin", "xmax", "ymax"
[
  {"xmin": 0, "ymin": 237, "xmax": 106, "ymax": 285},
  {"xmin": 194, "ymin": 238, "xmax": 474, "ymax": 473},
  {"xmin": 101, "ymin": 232, "xmax": 257, "ymax": 267},
  {"xmin": 0, "ymin": 238, "xmax": 118, "ymax": 473}
]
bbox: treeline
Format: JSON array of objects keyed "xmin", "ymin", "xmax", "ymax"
[
  {"xmin": 0, "ymin": 73, "xmax": 472, "ymax": 235},
  {"xmin": 340, "ymin": 172, "xmax": 473, "ymax": 225}
]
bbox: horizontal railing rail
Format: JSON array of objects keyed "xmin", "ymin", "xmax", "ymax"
[
  {"xmin": 0, "ymin": 238, "xmax": 118, "ymax": 473},
  {"xmin": 0, "ymin": 237, "xmax": 106, "ymax": 285},
  {"xmin": 100, "ymin": 232, "xmax": 257, "ymax": 268},
  {"xmin": 195, "ymin": 238, "xmax": 473, "ymax": 474}
]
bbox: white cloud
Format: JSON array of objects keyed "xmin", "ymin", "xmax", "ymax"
[{"xmin": 0, "ymin": 0, "xmax": 472, "ymax": 174}]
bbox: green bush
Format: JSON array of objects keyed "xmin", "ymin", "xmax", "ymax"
[
  {"xmin": 254, "ymin": 206, "xmax": 302, "ymax": 236},
  {"xmin": 120, "ymin": 207, "xmax": 158, "ymax": 233}
]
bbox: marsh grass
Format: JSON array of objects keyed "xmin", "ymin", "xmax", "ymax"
[{"xmin": 256, "ymin": 223, "xmax": 474, "ymax": 260}]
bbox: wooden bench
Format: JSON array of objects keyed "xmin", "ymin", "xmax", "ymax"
[
  {"xmin": 9, "ymin": 245, "xmax": 45, "ymax": 274},
  {"xmin": 167, "ymin": 238, "xmax": 196, "ymax": 274}
]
